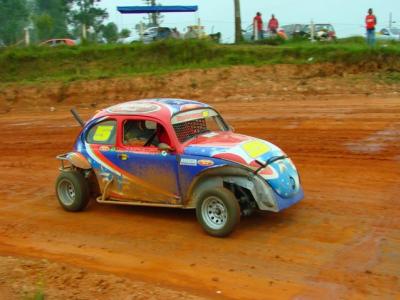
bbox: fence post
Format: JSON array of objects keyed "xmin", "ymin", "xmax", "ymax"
[
  {"xmin": 310, "ymin": 19, "xmax": 315, "ymax": 42},
  {"xmin": 24, "ymin": 27, "xmax": 30, "ymax": 46},
  {"xmin": 254, "ymin": 19, "xmax": 258, "ymax": 41}
]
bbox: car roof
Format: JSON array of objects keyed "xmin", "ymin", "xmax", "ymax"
[{"xmin": 91, "ymin": 98, "xmax": 212, "ymax": 123}]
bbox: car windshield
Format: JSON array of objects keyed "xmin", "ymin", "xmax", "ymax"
[
  {"xmin": 315, "ymin": 24, "xmax": 333, "ymax": 31},
  {"xmin": 171, "ymin": 108, "xmax": 228, "ymax": 143}
]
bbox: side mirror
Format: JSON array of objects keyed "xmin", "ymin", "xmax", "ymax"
[{"xmin": 158, "ymin": 143, "xmax": 174, "ymax": 152}]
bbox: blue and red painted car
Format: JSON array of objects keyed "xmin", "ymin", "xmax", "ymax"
[{"xmin": 56, "ymin": 98, "xmax": 304, "ymax": 236}]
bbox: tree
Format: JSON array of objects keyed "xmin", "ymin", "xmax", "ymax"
[
  {"xmin": 119, "ymin": 29, "xmax": 131, "ymax": 39},
  {"xmin": 143, "ymin": 0, "xmax": 163, "ymax": 27},
  {"xmin": 70, "ymin": 0, "xmax": 108, "ymax": 40},
  {"xmin": 101, "ymin": 22, "xmax": 119, "ymax": 43},
  {"xmin": 34, "ymin": 13, "xmax": 54, "ymax": 41},
  {"xmin": 233, "ymin": 0, "xmax": 242, "ymax": 43},
  {"xmin": 100, "ymin": 24, "xmax": 132, "ymax": 44},
  {"xmin": 33, "ymin": 0, "xmax": 71, "ymax": 39},
  {"xmin": 0, "ymin": 0, "xmax": 30, "ymax": 45}
]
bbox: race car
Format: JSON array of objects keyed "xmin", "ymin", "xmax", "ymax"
[{"xmin": 56, "ymin": 99, "xmax": 304, "ymax": 237}]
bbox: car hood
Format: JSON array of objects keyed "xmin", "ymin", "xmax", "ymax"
[
  {"xmin": 184, "ymin": 131, "xmax": 300, "ymax": 198},
  {"xmin": 184, "ymin": 131, "xmax": 284, "ymax": 164}
]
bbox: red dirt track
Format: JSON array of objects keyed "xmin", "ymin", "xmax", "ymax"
[{"xmin": 0, "ymin": 66, "xmax": 399, "ymax": 299}]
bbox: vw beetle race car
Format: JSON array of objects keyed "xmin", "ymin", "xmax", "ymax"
[{"xmin": 56, "ymin": 99, "xmax": 304, "ymax": 237}]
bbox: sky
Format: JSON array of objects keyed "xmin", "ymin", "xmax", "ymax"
[{"xmin": 98, "ymin": 0, "xmax": 400, "ymax": 43}]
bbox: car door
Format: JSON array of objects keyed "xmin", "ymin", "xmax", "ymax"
[
  {"xmin": 113, "ymin": 117, "xmax": 181, "ymax": 205},
  {"xmin": 84, "ymin": 118, "xmax": 123, "ymax": 198}
]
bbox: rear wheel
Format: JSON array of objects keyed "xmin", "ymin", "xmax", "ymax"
[
  {"xmin": 55, "ymin": 171, "xmax": 89, "ymax": 212},
  {"xmin": 196, "ymin": 187, "xmax": 240, "ymax": 237}
]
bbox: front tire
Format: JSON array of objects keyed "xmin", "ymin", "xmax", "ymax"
[
  {"xmin": 55, "ymin": 171, "xmax": 89, "ymax": 212},
  {"xmin": 196, "ymin": 187, "xmax": 240, "ymax": 237}
]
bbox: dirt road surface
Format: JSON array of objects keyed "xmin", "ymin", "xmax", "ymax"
[{"xmin": 0, "ymin": 66, "xmax": 399, "ymax": 299}]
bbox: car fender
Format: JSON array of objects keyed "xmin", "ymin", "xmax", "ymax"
[
  {"xmin": 64, "ymin": 152, "xmax": 92, "ymax": 170},
  {"xmin": 184, "ymin": 165, "xmax": 278, "ymax": 211}
]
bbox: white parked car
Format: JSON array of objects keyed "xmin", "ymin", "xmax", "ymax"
[{"xmin": 377, "ymin": 28, "xmax": 400, "ymax": 41}]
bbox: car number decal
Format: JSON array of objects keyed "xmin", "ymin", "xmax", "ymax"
[
  {"xmin": 93, "ymin": 125, "xmax": 114, "ymax": 142},
  {"xmin": 242, "ymin": 140, "xmax": 270, "ymax": 159}
]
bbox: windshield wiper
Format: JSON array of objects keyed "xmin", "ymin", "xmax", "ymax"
[{"xmin": 254, "ymin": 155, "xmax": 288, "ymax": 174}]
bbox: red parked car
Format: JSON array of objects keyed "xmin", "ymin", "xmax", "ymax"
[{"xmin": 40, "ymin": 39, "xmax": 76, "ymax": 47}]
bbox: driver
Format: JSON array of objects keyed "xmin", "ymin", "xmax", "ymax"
[{"xmin": 124, "ymin": 121, "xmax": 154, "ymax": 146}]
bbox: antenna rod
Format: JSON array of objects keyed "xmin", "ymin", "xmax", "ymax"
[{"xmin": 70, "ymin": 107, "xmax": 85, "ymax": 127}]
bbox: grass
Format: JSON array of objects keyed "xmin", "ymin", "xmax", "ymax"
[
  {"xmin": 1, "ymin": 39, "xmax": 400, "ymax": 84},
  {"xmin": 376, "ymin": 71, "xmax": 400, "ymax": 83}
]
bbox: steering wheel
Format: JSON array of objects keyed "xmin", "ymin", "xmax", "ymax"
[{"xmin": 144, "ymin": 131, "xmax": 157, "ymax": 147}]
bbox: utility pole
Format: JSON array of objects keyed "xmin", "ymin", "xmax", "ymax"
[
  {"xmin": 150, "ymin": 0, "xmax": 157, "ymax": 26},
  {"xmin": 389, "ymin": 12, "xmax": 392, "ymax": 29},
  {"xmin": 80, "ymin": 0, "xmax": 87, "ymax": 40},
  {"xmin": 143, "ymin": 0, "xmax": 159, "ymax": 27},
  {"xmin": 234, "ymin": 0, "xmax": 242, "ymax": 43}
]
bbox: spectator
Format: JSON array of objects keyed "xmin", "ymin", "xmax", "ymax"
[
  {"xmin": 365, "ymin": 8, "xmax": 377, "ymax": 46},
  {"xmin": 268, "ymin": 14, "xmax": 279, "ymax": 34},
  {"xmin": 171, "ymin": 27, "xmax": 180, "ymax": 39},
  {"xmin": 253, "ymin": 12, "xmax": 263, "ymax": 40}
]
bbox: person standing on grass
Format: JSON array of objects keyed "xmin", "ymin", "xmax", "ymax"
[
  {"xmin": 268, "ymin": 14, "xmax": 279, "ymax": 35},
  {"xmin": 365, "ymin": 8, "xmax": 377, "ymax": 46},
  {"xmin": 253, "ymin": 12, "xmax": 264, "ymax": 40}
]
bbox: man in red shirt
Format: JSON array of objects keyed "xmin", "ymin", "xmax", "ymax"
[
  {"xmin": 253, "ymin": 12, "xmax": 263, "ymax": 40},
  {"xmin": 365, "ymin": 8, "xmax": 377, "ymax": 46},
  {"xmin": 268, "ymin": 14, "xmax": 279, "ymax": 34}
]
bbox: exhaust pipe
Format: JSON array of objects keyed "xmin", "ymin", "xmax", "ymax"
[{"xmin": 70, "ymin": 107, "xmax": 85, "ymax": 127}]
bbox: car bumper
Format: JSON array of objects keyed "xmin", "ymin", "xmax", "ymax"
[
  {"xmin": 250, "ymin": 175, "xmax": 304, "ymax": 212},
  {"xmin": 274, "ymin": 187, "xmax": 304, "ymax": 211}
]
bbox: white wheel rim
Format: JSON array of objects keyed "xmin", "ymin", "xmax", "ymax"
[
  {"xmin": 58, "ymin": 179, "xmax": 76, "ymax": 206},
  {"xmin": 201, "ymin": 196, "xmax": 228, "ymax": 230}
]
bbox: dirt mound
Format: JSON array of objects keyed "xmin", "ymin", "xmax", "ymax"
[{"xmin": 1, "ymin": 63, "xmax": 399, "ymax": 113}]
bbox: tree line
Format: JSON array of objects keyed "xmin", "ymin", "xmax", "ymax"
[{"xmin": 0, "ymin": 0, "xmax": 131, "ymax": 46}]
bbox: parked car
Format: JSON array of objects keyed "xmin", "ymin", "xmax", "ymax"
[
  {"xmin": 281, "ymin": 24, "xmax": 308, "ymax": 39},
  {"xmin": 377, "ymin": 27, "xmax": 400, "ymax": 41},
  {"xmin": 56, "ymin": 99, "xmax": 304, "ymax": 237},
  {"xmin": 281, "ymin": 23, "xmax": 336, "ymax": 41},
  {"xmin": 39, "ymin": 39, "xmax": 76, "ymax": 46},
  {"xmin": 242, "ymin": 24, "xmax": 287, "ymax": 42},
  {"xmin": 304, "ymin": 24, "xmax": 336, "ymax": 41},
  {"xmin": 142, "ymin": 27, "xmax": 179, "ymax": 43}
]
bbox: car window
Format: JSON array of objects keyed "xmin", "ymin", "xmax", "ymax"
[
  {"xmin": 123, "ymin": 119, "xmax": 172, "ymax": 148},
  {"xmin": 123, "ymin": 120, "xmax": 156, "ymax": 146},
  {"xmin": 171, "ymin": 108, "xmax": 228, "ymax": 143},
  {"xmin": 86, "ymin": 120, "xmax": 117, "ymax": 145}
]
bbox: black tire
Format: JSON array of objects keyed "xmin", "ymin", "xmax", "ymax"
[
  {"xmin": 55, "ymin": 171, "xmax": 89, "ymax": 212},
  {"xmin": 196, "ymin": 187, "xmax": 241, "ymax": 237}
]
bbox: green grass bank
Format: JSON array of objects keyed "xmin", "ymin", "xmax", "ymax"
[{"xmin": 1, "ymin": 39, "xmax": 400, "ymax": 84}]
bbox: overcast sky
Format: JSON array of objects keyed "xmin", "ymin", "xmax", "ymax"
[{"xmin": 98, "ymin": 0, "xmax": 400, "ymax": 42}]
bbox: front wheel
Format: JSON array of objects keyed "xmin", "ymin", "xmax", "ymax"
[
  {"xmin": 55, "ymin": 171, "xmax": 89, "ymax": 212},
  {"xmin": 196, "ymin": 187, "xmax": 240, "ymax": 237}
]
